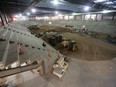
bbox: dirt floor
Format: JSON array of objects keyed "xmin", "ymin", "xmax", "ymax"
[
  {"xmin": 62, "ymin": 32, "xmax": 116, "ymax": 61},
  {"xmin": 30, "ymin": 25, "xmax": 116, "ymax": 61}
]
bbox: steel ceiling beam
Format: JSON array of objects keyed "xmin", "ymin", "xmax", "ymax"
[
  {"xmin": 24, "ymin": 0, "xmax": 42, "ymax": 12},
  {"xmin": 0, "ymin": 1, "xmax": 28, "ymax": 6}
]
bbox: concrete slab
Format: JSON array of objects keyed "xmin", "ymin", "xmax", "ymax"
[
  {"xmin": 46, "ymin": 59, "xmax": 116, "ymax": 87},
  {"xmin": 3, "ymin": 58, "xmax": 116, "ymax": 87}
]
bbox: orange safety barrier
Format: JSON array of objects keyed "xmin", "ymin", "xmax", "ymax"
[
  {"xmin": 47, "ymin": 49, "xmax": 51, "ymax": 57},
  {"xmin": 57, "ymin": 50, "xmax": 60, "ymax": 57},
  {"xmin": 17, "ymin": 44, "xmax": 23, "ymax": 54}
]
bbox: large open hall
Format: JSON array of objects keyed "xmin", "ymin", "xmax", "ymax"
[{"xmin": 0, "ymin": 0, "xmax": 116, "ymax": 87}]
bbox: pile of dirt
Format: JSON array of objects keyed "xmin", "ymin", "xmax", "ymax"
[
  {"xmin": 39, "ymin": 25, "xmax": 67, "ymax": 30},
  {"xmin": 30, "ymin": 25, "xmax": 68, "ymax": 32}
]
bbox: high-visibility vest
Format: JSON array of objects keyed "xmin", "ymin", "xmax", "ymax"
[{"xmin": 47, "ymin": 49, "xmax": 51, "ymax": 57}]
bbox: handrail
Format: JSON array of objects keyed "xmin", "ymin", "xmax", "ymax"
[{"xmin": 0, "ymin": 60, "xmax": 44, "ymax": 78}]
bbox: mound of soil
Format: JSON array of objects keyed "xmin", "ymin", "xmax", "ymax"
[{"xmin": 31, "ymin": 25, "xmax": 68, "ymax": 32}]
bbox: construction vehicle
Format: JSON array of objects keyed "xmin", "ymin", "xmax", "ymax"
[
  {"xmin": 61, "ymin": 39, "xmax": 78, "ymax": 51},
  {"xmin": 48, "ymin": 34, "xmax": 63, "ymax": 46},
  {"xmin": 53, "ymin": 57, "xmax": 68, "ymax": 78},
  {"xmin": 68, "ymin": 40, "xmax": 78, "ymax": 51},
  {"xmin": 49, "ymin": 37, "xmax": 56, "ymax": 46},
  {"xmin": 107, "ymin": 35, "xmax": 116, "ymax": 44}
]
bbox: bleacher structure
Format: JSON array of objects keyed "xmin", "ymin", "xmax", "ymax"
[{"xmin": 0, "ymin": 22, "xmax": 63, "ymax": 78}]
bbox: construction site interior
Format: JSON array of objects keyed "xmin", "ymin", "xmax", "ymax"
[{"xmin": 0, "ymin": 0, "xmax": 116, "ymax": 87}]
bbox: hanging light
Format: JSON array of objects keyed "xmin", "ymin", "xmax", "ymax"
[
  {"xmin": 27, "ymin": 12, "xmax": 30, "ymax": 16},
  {"xmin": 102, "ymin": 10, "xmax": 111, "ymax": 13},
  {"xmin": 31, "ymin": 8, "xmax": 36, "ymax": 13},
  {"xmin": 84, "ymin": 6, "xmax": 90, "ymax": 11},
  {"xmin": 52, "ymin": 0, "xmax": 59, "ymax": 5},
  {"xmin": 55, "ymin": 11, "xmax": 59, "ymax": 14},
  {"xmin": 19, "ymin": 13, "xmax": 22, "ymax": 16}
]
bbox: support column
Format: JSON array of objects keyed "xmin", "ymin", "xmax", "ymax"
[
  {"xmin": 74, "ymin": 15, "xmax": 76, "ymax": 20},
  {"xmin": 41, "ymin": 60, "xmax": 46, "ymax": 78},
  {"xmin": 90, "ymin": 14, "xmax": 92, "ymax": 20},
  {"xmin": 101, "ymin": 14, "xmax": 104, "ymax": 20},
  {"xmin": 2, "ymin": 3, "xmax": 8, "ymax": 24},
  {"xmin": 0, "ymin": 11, "xmax": 4, "ymax": 26},
  {"xmin": 67, "ymin": 15, "xmax": 69, "ymax": 21},
  {"xmin": 37, "ymin": 60, "xmax": 46, "ymax": 78},
  {"xmin": 95, "ymin": 14, "xmax": 98, "ymax": 21},
  {"xmin": 112, "ymin": 12, "xmax": 115, "ymax": 20},
  {"xmin": 62, "ymin": 16, "xmax": 65, "ymax": 20},
  {"xmin": 81, "ymin": 15, "xmax": 83, "ymax": 20},
  {"xmin": 4, "ymin": 13, "xmax": 8, "ymax": 24},
  {"xmin": 83, "ymin": 14, "xmax": 85, "ymax": 20}
]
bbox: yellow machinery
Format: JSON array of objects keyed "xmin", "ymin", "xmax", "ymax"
[{"xmin": 61, "ymin": 38, "xmax": 78, "ymax": 51}]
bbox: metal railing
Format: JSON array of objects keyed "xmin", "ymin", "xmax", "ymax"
[{"xmin": 0, "ymin": 60, "xmax": 44, "ymax": 78}]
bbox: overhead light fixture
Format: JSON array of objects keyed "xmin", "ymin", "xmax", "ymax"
[
  {"xmin": 86, "ymin": 14, "xmax": 91, "ymax": 18},
  {"xmin": 19, "ymin": 13, "xmax": 22, "ymax": 16},
  {"xmin": 104, "ymin": 1, "xmax": 114, "ymax": 4},
  {"xmin": 22, "ymin": 16, "xmax": 26, "ymax": 20},
  {"xmin": 58, "ymin": 14, "xmax": 62, "ymax": 16},
  {"xmin": 55, "ymin": 11, "xmax": 59, "ymax": 14},
  {"xmin": 72, "ymin": 13, "xmax": 76, "ymax": 15},
  {"xmin": 44, "ymin": 16, "xmax": 49, "ymax": 20},
  {"xmin": 14, "ymin": 15, "xmax": 19, "ymax": 17},
  {"xmin": 102, "ymin": 10, "xmax": 111, "ymax": 13},
  {"xmin": 94, "ymin": 0, "xmax": 107, "ymax": 3},
  {"xmin": 49, "ymin": 22, "xmax": 52, "ymax": 24},
  {"xmin": 31, "ymin": 8, "xmax": 36, "ymax": 13},
  {"xmin": 84, "ymin": 6, "xmax": 90, "ymax": 11},
  {"xmin": 52, "ymin": 0, "xmax": 59, "ymax": 5},
  {"xmin": 27, "ymin": 12, "xmax": 30, "ymax": 16}
]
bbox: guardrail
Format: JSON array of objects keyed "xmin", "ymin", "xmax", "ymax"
[{"xmin": 0, "ymin": 60, "xmax": 44, "ymax": 78}]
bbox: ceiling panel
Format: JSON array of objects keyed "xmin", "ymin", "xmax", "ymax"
[{"xmin": 0, "ymin": 0, "xmax": 115, "ymax": 16}]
